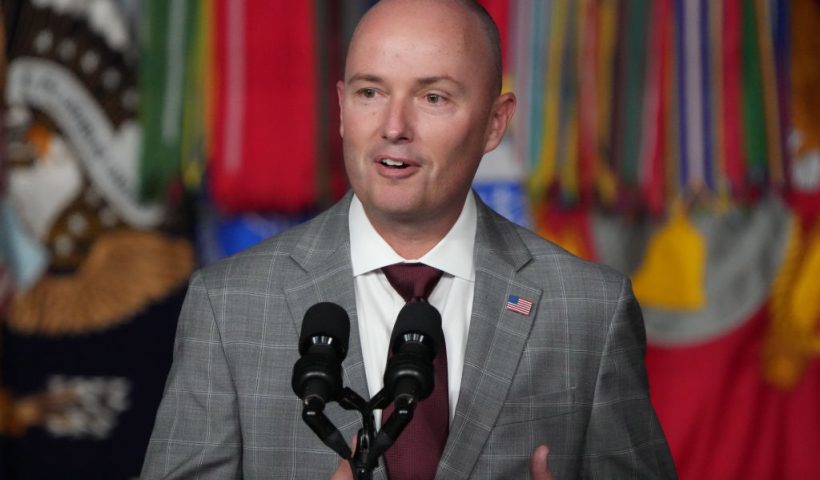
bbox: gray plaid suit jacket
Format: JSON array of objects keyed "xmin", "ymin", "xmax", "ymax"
[{"xmin": 141, "ymin": 192, "xmax": 676, "ymax": 479}]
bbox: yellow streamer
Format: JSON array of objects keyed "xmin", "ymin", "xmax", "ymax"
[
  {"xmin": 530, "ymin": 0, "xmax": 569, "ymax": 200},
  {"xmin": 631, "ymin": 202, "xmax": 707, "ymax": 310},
  {"xmin": 763, "ymin": 218, "xmax": 820, "ymax": 390}
]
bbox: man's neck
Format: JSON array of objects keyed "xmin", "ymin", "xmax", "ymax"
[{"xmin": 366, "ymin": 210, "xmax": 461, "ymax": 260}]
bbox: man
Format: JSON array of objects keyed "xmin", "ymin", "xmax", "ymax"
[{"xmin": 141, "ymin": 0, "xmax": 676, "ymax": 478}]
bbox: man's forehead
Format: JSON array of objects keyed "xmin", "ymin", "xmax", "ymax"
[
  {"xmin": 344, "ymin": 55, "xmax": 472, "ymax": 91},
  {"xmin": 344, "ymin": 0, "xmax": 498, "ymax": 94},
  {"xmin": 346, "ymin": 72, "xmax": 467, "ymax": 91}
]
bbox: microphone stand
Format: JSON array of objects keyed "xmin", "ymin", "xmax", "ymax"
[
  {"xmin": 300, "ymin": 386, "xmax": 416, "ymax": 480},
  {"xmin": 298, "ymin": 301, "xmax": 441, "ymax": 479}
]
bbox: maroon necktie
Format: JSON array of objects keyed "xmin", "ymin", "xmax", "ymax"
[{"xmin": 381, "ymin": 263, "xmax": 448, "ymax": 480}]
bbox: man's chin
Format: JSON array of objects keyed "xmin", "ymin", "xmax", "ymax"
[
  {"xmin": 370, "ymin": 202, "xmax": 420, "ymax": 221},
  {"xmin": 360, "ymin": 195, "xmax": 428, "ymax": 223}
]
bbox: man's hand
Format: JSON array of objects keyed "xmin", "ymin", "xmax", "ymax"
[
  {"xmin": 330, "ymin": 435, "xmax": 356, "ymax": 480},
  {"xmin": 333, "ymin": 442, "xmax": 555, "ymax": 479},
  {"xmin": 330, "ymin": 457, "xmax": 353, "ymax": 480},
  {"xmin": 530, "ymin": 445, "xmax": 555, "ymax": 480}
]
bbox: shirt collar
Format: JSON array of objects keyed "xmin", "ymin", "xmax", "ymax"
[{"xmin": 349, "ymin": 192, "xmax": 477, "ymax": 281}]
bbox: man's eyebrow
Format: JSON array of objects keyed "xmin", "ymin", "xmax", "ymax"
[
  {"xmin": 347, "ymin": 73, "xmax": 384, "ymax": 84},
  {"xmin": 346, "ymin": 74, "xmax": 465, "ymax": 91},
  {"xmin": 416, "ymin": 76, "xmax": 464, "ymax": 90}
]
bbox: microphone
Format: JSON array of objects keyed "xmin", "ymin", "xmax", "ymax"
[
  {"xmin": 370, "ymin": 302, "xmax": 443, "ymax": 459},
  {"xmin": 291, "ymin": 302, "xmax": 350, "ymax": 411},
  {"xmin": 382, "ymin": 302, "xmax": 443, "ymax": 408}
]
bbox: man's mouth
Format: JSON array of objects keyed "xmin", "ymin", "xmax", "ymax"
[{"xmin": 379, "ymin": 158, "xmax": 409, "ymax": 169}]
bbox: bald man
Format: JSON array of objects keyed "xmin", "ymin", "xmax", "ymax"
[{"xmin": 141, "ymin": 1, "xmax": 676, "ymax": 478}]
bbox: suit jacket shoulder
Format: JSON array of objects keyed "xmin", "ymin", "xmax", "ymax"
[
  {"xmin": 197, "ymin": 192, "xmax": 353, "ymax": 292},
  {"xmin": 475, "ymin": 199, "xmax": 628, "ymax": 313},
  {"xmin": 141, "ymin": 194, "xmax": 362, "ymax": 480}
]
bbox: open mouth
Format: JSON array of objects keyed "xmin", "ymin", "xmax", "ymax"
[{"xmin": 379, "ymin": 158, "xmax": 409, "ymax": 169}]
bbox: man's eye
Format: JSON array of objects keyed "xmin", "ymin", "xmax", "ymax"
[
  {"xmin": 426, "ymin": 93, "xmax": 443, "ymax": 104},
  {"xmin": 359, "ymin": 88, "xmax": 376, "ymax": 98}
]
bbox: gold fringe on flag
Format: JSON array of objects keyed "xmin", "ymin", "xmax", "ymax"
[
  {"xmin": 763, "ymin": 217, "xmax": 820, "ymax": 390},
  {"xmin": 631, "ymin": 199, "xmax": 707, "ymax": 311},
  {"xmin": 6, "ymin": 229, "xmax": 194, "ymax": 336}
]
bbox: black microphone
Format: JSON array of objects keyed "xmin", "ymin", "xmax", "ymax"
[
  {"xmin": 291, "ymin": 302, "xmax": 350, "ymax": 411},
  {"xmin": 382, "ymin": 302, "xmax": 443, "ymax": 408}
]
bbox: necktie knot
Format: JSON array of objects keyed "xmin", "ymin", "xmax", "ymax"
[{"xmin": 382, "ymin": 263, "xmax": 444, "ymax": 303}]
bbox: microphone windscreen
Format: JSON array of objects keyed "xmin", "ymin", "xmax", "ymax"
[
  {"xmin": 390, "ymin": 302, "xmax": 443, "ymax": 356},
  {"xmin": 299, "ymin": 302, "xmax": 350, "ymax": 357}
]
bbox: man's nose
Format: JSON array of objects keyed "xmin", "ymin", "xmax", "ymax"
[{"xmin": 380, "ymin": 98, "xmax": 413, "ymax": 143}]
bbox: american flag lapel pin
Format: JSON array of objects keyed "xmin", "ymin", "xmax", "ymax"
[{"xmin": 506, "ymin": 295, "xmax": 533, "ymax": 316}]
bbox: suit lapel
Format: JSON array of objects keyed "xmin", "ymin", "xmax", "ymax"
[
  {"xmin": 283, "ymin": 193, "xmax": 375, "ymax": 462},
  {"xmin": 438, "ymin": 198, "xmax": 542, "ymax": 479}
]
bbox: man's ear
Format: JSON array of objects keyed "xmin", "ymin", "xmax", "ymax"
[
  {"xmin": 336, "ymin": 80, "xmax": 345, "ymax": 137},
  {"xmin": 483, "ymin": 92, "xmax": 516, "ymax": 154}
]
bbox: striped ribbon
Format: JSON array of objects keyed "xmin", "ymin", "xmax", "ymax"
[
  {"xmin": 639, "ymin": 0, "xmax": 671, "ymax": 216},
  {"xmin": 511, "ymin": 0, "xmax": 535, "ymax": 174},
  {"xmin": 756, "ymin": 0, "xmax": 785, "ymax": 189},
  {"xmin": 180, "ymin": 0, "xmax": 210, "ymax": 192},
  {"xmin": 771, "ymin": 0, "xmax": 791, "ymax": 189},
  {"xmin": 723, "ymin": 0, "xmax": 746, "ymax": 196},
  {"xmin": 577, "ymin": 0, "xmax": 598, "ymax": 206},
  {"xmin": 699, "ymin": 0, "xmax": 716, "ymax": 192},
  {"xmin": 557, "ymin": 0, "xmax": 580, "ymax": 205},
  {"xmin": 514, "ymin": 0, "xmax": 795, "ymax": 216},
  {"xmin": 617, "ymin": 0, "xmax": 650, "ymax": 193},
  {"xmin": 531, "ymin": 0, "xmax": 565, "ymax": 202},
  {"xmin": 138, "ymin": 0, "xmax": 198, "ymax": 202},
  {"xmin": 710, "ymin": 0, "xmax": 727, "ymax": 201},
  {"xmin": 528, "ymin": 0, "xmax": 550, "ymax": 175},
  {"xmin": 596, "ymin": 0, "xmax": 619, "ymax": 206},
  {"xmin": 741, "ymin": 0, "xmax": 770, "ymax": 189}
]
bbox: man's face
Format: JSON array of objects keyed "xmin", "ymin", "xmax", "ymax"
[{"xmin": 338, "ymin": 0, "xmax": 513, "ymax": 228}]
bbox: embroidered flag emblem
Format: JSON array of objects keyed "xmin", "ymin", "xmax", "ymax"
[{"xmin": 506, "ymin": 295, "xmax": 533, "ymax": 315}]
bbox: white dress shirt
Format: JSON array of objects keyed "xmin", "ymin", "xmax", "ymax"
[{"xmin": 348, "ymin": 193, "xmax": 477, "ymax": 426}]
